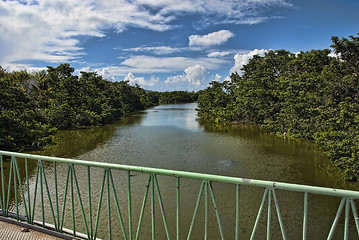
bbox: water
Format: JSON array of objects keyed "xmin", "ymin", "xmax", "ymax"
[
  {"xmin": 29, "ymin": 102, "xmax": 359, "ymax": 239},
  {"xmin": 40, "ymin": 103, "xmax": 357, "ymax": 189}
]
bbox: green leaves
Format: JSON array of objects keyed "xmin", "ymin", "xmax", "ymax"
[
  {"xmin": 197, "ymin": 33, "xmax": 359, "ymax": 181},
  {"xmin": 159, "ymin": 91, "xmax": 197, "ymax": 104},
  {"xmin": 331, "ymin": 33, "xmax": 359, "ymax": 74},
  {"xmin": 0, "ymin": 64, "xmax": 160, "ymax": 152},
  {"xmin": 1, "ymin": 63, "xmax": 198, "ymax": 152}
]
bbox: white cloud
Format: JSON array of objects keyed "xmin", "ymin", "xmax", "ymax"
[
  {"xmin": 1, "ymin": 63, "xmax": 47, "ymax": 73},
  {"xmin": 184, "ymin": 65, "xmax": 208, "ymax": 86},
  {"xmin": 208, "ymin": 51, "xmax": 232, "ymax": 58},
  {"xmin": 0, "ymin": 0, "xmax": 172, "ymax": 65},
  {"xmin": 0, "ymin": 0, "xmax": 291, "ymax": 69},
  {"xmin": 165, "ymin": 65, "xmax": 207, "ymax": 86},
  {"xmin": 136, "ymin": 0, "xmax": 292, "ymax": 21},
  {"xmin": 189, "ymin": 30, "xmax": 234, "ymax": 47},
  {"xmin": 230, "ymin": 49, "xmax": 268, "ymax": 75},
  {"xmin": 124, "ymin": 73, "xmax": 159, "ymax": 87},
  {"xmin": 211, "ymin": 73, "xmax": 222, "ymax": 81},
  {"xmin": 97, "ymin": 67, "xmax": 116, "ymax": 81},
  {"xmin": 120, "ymin": 55, "xmax": 228, "ymax": 73},
  {"xmin": 122, "ymin": 46, "xmax": 180, "ymax": 55},
  {"xmin": 0, "ymin": 0, "xmax": 102, "ymax": 64}
]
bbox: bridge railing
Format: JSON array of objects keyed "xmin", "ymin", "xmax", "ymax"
[{"xmin": 1, "ymin": 150, "xmax": 359, "ymax": 240}]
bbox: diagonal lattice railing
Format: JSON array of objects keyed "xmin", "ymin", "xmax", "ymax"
[{"xmin": 1, "ymin": 150, "xmax": 359, "ymax": 239}]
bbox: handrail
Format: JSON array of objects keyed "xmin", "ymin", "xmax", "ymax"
[
  {"xmin": 1, "ymin": 150, "xmax": 358, "ymax": 198},
  {"xmin": 1, "ymin": 150, "xmax": 359, "ymax": 239}
]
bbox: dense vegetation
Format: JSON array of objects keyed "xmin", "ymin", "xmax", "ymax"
[
  {"xmin": 159, "ymin": 91, "xmax": 198, "ymax": 104},
  {"xmin": 197, "ymin": 33, "xmax": 359, "ymax": 181},
  {"xmin": 0, "ymin": 64, "xmax": 195, "ymax": 152}
]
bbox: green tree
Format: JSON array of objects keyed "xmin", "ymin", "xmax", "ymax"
[
  {"xmin": 0, "ymin": 70, "xmax": 55, "ymax": 151},
  {"xmin": 331, "ymin": 33, "xmax": 359, "ymax": 74},
  {"xmin": 196, "ymin": 33, "xmax": 359, "ymax": 180}
]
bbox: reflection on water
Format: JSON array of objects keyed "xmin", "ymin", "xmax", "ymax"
[
  {"xmin": 36, "ymin": 102, "xmax": 359, "ymax": 190},
  {"xmin": 28, "ymin": 102, "xmax": 359, "ymax": 239},
  {"xmin": 140, "ymin": 104, "xmax": 203, "ymax": 132}
]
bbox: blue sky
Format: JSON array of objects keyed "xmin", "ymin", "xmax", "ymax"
[{"xmin": 1, "ymin": 0, "xmax": 358, "ymax": 91}]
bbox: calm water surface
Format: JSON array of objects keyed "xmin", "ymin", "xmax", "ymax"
[{"xmin": 33, "ymin": 103, "xmax": 359, "ymax": 239}]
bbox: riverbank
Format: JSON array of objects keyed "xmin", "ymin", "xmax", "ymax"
[
  {"xmin": 196, "ymin": 45, "xmax": 359, "ymax": 181},
  {"xmin": 0, "ymin": 64, "xmax": 197, "ymax": 153}
]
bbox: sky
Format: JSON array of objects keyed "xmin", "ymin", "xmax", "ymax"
[{"xmin": 0, "ymin": 0, "xmax": 359, "ymax": 91}]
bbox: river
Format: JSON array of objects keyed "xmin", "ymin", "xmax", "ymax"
[{"xmin": 32, "ymin": 102, "xmax": 359, "ymax": 239}]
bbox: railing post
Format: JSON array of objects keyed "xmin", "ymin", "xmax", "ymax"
[
  {"xmin": 40, "ymin": 161, "xmax": 45, "ymax": 227},
  {"xmin": 54, "ymin": 162, "xmax": 59, "ymax": 231},
  {"xmin": 151, "ymin": 174, "xmax": 155, "ymax": 240},
  {"xmin": 0, "ymin": 155, "xmax": 5, "ymax": 216},
  {"xmin": 25, "ymin": 158, "xmax": 32, "ymax": 223},
  {"xmin": 350, "ymin": 199, "xmax": 359, "ymax": 236},
  {"xmin": 235, "ymin": 184, "xmax": 240, "ymax": 240},
  {"xmin": 267, "ymin": 189, "xmax": 272, "ymax": 240},
  {"xmin": 88, "ymin": 166, "xmax": 93, "ymax": 240},
  {"xmin": 176, "ymin": 177, "xmax": 180, "ymax": 240},
  {"xmin": 128, "ymin": 171, "xmax": 133, "ymax": 240},
  {"xmin": 204, "ymin": 180, "xmax": 208, "ymax": 240},
  {"xmin": 303, "ymin": 192, "xmax": 308, "ymax": 240},
  {"xmin": 107, "ymin": 169, "xmax": 112, "ymax": 240},
  {"xmin": 344, "ymin": 198, "xmax": 350, "ymax": 240}
]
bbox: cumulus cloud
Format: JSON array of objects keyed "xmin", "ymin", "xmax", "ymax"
[
  {"xmin": 0, "ymin": 0, "xmax": 291, "ymax": 69},
  {"xmin": 189, "ymin": 30, "xmax": 234, "ymax": 47},
  {"xmin": 0, "ymin": 0, "xmax": 172, "ymax": 65},
  {"xmin": 124, "ymin": 73, "xmax": 159, "ymax": 87},
  {"xmin": 165, "ymin": 65, "xmax": 207, "ymax": 86},
  {"xmin": 230, "ymin": 49, "xmax": 268, "ymax": 75},
  {"xmin": 211, "ymin": 74, "xmax": 222, "ymax": 81}
]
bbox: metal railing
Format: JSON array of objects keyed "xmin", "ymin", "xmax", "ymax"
[{"xmin": 1, "ymin": 150, "xmax": 359, "ymax": 239}]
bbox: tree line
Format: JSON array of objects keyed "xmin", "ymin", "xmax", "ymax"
[
  {"xmin": 197, "ymin": 33, "xmax": 359, "ymax": 181},
  {"xmin": 0, "ymin": 64, "xmax": 197, "ymax": 152},
  {"xmin": 159, "ymin": 91, "xmax": 198, "ymax": 104}
]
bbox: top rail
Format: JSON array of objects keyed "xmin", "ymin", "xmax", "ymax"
[{"xmin": 1, "ymin": 150, "xmax": 358, "ymax": 199}]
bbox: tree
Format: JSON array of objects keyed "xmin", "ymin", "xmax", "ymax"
[
  {"xmin": 196, "ymin": 34, "xmax": 359, "ymax": 180},
  {"xmin": 0, "ymin": 70, "xmax": 55, "ymax": 151},
  {"xmin": 331, "ymin": 33, "xmax": 359, "ymax": 74}
]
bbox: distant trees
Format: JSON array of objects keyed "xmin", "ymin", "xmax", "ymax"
[
  {"xmin": 197, "ymin": 33, "xmax": 359, "ymax": 181},
  {"xmin": 159, "ymin": 91, "xmax": 197, "ymax": 104}
]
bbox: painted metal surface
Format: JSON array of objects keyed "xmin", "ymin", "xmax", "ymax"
[{"xmin": 1, "ymin": 150, "xmax": 359, "ymax": 239}]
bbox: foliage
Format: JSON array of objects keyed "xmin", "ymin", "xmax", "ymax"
[
  {"xmin": 197, "ymin": 33, "xmax": 359, "ymax": 181},
  {"xmin": 0, "ymin": 70, "xmax": 56, "ymax": 151},
  {"xmin": 159, "ymin": 91, "xmax": 198, "ymax": 104},
  {"xmin": 1, "ymin": 64, "xmax": 195, "ymax": 152}
]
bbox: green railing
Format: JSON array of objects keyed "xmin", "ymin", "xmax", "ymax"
[{"xmin": 1, "ymin": 150, "xmax": 359, "ymax": 239}]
